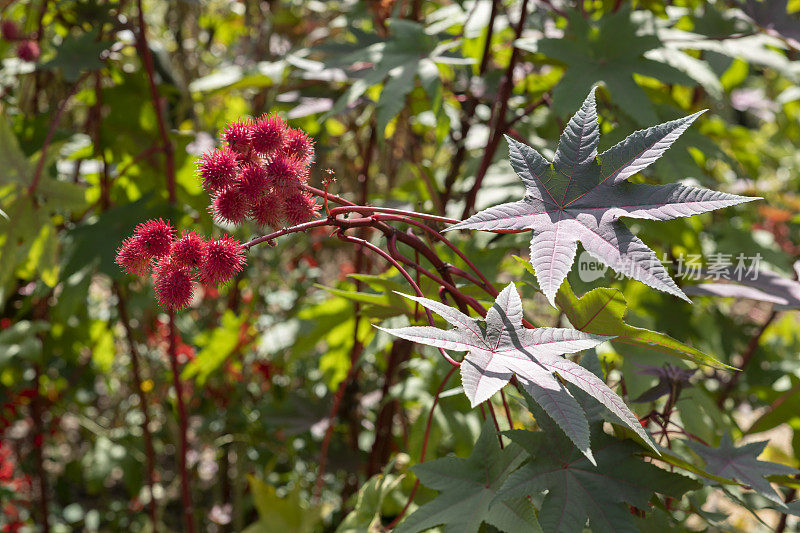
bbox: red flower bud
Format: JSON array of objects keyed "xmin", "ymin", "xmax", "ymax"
[
  {"xmin": 283, "ymin": 128, "xmax": 314, "ymax": 164},
  {"xmin": 249, "ymin": 114, "xmax": 287, "ymax": 156},
  {"xmin": 266, "ymin": 156, "xmax": 307, "ymax": 192},
  {"xmin": 236, "ymin": 164, "xmax": 270, "ymax": 203},
  {"xmin": 1, "ymin": 21, "xmax": 20, "ymax": 41},
  {"xmin": 154, "ymin": 259, "xmax": 194, "ymax": 310},
  {"xmin": 202, "ymin": 236, "xmax": 246, "ymax": 286},
  {"xmin": 170, "ymin": 231, "xmax": 207, "ymax": 270},
  {"xmin": 133, "ymin": 219, "xmax": 175, "ymax": 259},
  {"xmin": 222, "ymin": 120, "xmax": 253, "ymax": 154},
  {"xmin": 283, "ymin": 192, "xmax": 320, "ymax": 225},
  {"xmin": 16, "ymin": 40, "xmax": 39, "ymax": 62},
  {"xmin": 250, "ymin": 192, "xmax": 284, "ymax": 229},
  {"xmin": 115, "ymin": 237, "xmax": 152, "ymax": 276},
  {"xmin": 210, "ymin": 187, "xmax": 249, "ymax": 225},
  {"xmin": 198, "ymin": 150, "xmax": 239, "ymax": 192}
]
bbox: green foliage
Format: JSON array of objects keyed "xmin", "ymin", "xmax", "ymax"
[{"xmin": 1, "ymin": 0, "xmax": 799, "ymax": 531}]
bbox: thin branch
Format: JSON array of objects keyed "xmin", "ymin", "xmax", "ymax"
[
  {"xmin": 116, "ymin": 285, "xmax": 159, "ymax": 530},
  {"xmin": 136, "ymin": 0, "xmax": 176, "ymax": 203},
  {"xmin": 168, "ymin": 312, "xmax": 195, "ymax": 533}
]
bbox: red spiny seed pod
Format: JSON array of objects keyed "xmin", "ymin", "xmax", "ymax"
[
  {"xmin": 170, "ymin": 230, "xmax": 207, "ymax": 270},
  {"xmin": 222, "ymin": 120, "xmax": 253, "ymax": 154},
  {"xmin": 236, "ymin": 164, "xmax": 270, "ymax": 203},
  {"xmin": 16, "ymin": 40, "xmax": 39, "ymax": 62},
  {"xmin": 266, "ymin": 156, "xmax": 307, "ymax": 191},
  {"xmin": 282, "ymin": 128, "xmax": 314, "ymax": 164},
  {"xmin": 250, "ymin": 193, "xmax": 284, "ymax": 229},
  {"xmin": 202, "ymin": 236, "xmax": 246, "ymax": 286},
  {"xmin": 283, "ymin": 192, "xmax": 320, "ymax": 226},
  {"xmin": 210, "ymin": 187, "xmax": 249, "ymax": 225},
  {"xmin": 1, "ymin": 21, "xmax": 20, "ymax": 41},
  {"xmin": 249, "ymin": 114, "xmax": 287, "ymax": 156},
  {"xmin": 198, "ymin": 150, "xmax": 239, "ymax": 192},
  {"xmin": 115, "ymin": 237, "xmax": 152, "ymax": 276},
  {"xmin": 154, "ymin": 259, "xmax": 195, "ymax": 310},
  {"xmin": 133, "ymin": 218, "xmax": 175, "ymax": 258}
]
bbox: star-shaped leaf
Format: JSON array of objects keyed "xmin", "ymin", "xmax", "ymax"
[
  {"xmin": 394, "ymin": 418, "xmax": 540, "ymax": 533},
  {"xmin": 376, "ymin": 283, "xmax": 657, "ymax": 461},
  {"xmin": 446, "ymin": 88, "xmax": 758, "ymax": 306},
  {"xmin": 498, "ymin": 397, "xmax": 700, "ymax": 533},
  {"xmin": 517, "ymin": 9, "xmax": 692, "ymax": 125},
  {"xmin": 686, "ymin": 434, "xmax": 799, "ymax": 506}
]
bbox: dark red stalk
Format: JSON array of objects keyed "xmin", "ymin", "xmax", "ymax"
[
  {"xmin": 136, "ymin": 0, "xmax": 176, "ymax": 203},
  {"xmin": 28, "ymin": 73, "xmax": 89, "ymax": 195},
  {"xmin": 461, "ymin": 0, "xmax": 530, "ymax": 218},
  {"xmin": 116, "ymin": 286, "xmax": 159, "ymax": 530},
  {"xmin": 167, "ymin": 312, "xmax": 195, "ymax": 533},
  {"xmin": 386, "ymin": 365, "xmax": 458, "ymax": 530}
]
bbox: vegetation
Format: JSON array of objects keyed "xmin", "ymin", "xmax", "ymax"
[{"xmin": 1, "ymin": 0, "xmax": 799, "ymax": 531}]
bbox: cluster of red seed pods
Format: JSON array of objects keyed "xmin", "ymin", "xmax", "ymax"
[{"xmin": 115, "ymin": 115, "xmax": 319, "ymax": 310}]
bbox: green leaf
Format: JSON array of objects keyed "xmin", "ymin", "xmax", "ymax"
[
  {"xmin": 182, "ymin": 311, "xmax": 246, "ymax": 385},
  {"xmin": 242, "ymin": 475, "xmax": 327, "ymax": 533},
  {"xmin": 531, "ymin": 9, "xmax": 692, "ymax": 125},
  {"xmin": 554, "ymin": 280, "xmax": 732, "ymax": 369},
  {"xmin": 89, "ymin": 320, "xmax": 115, "ymax": 373},
  {"xmin": 41, "ymin": 30, "xmax": 113, "ymax": 82},
  {"xmin": 337, "ymin": 460, "xmax": 404, "ymax": 532},
  {"xmin": 0, "ymin": 320, "xmax": 49, "ymax": 367},
  {"xmin": 394, "ymin": 418, "xmax": 540, "ymax": 533},
  {"xmin": 498, "ymin": 399, "xmax": 700, "ymax": 533}
]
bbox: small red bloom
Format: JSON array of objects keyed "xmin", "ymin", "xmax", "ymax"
[
  {"xmin": 266, "ymin": 156, "xmax": 307, "ymax": 192},
  {"xmin": 249, "ymin": 114, "xmax": 287, "ymax": 156},
  {"xmin": 283, "ymin": 192, "xmax": 320, "ymax": 225},
  {"xmin": 250, "ymin": 192, "xmax": 284, "ymax": 229},
  {"xmin": 198, "ymin": 150, "xmax": 239, "ymax": 192},
  {"xmin": 203, "ymin": 236, "xmax": 246, "ymax": 286},
  {"xmin": 133, "ymin": 218, "xmax": 175, "ymax": 259},
  {"xmin": 1, "ymin": 21, "xmax": 20, "ymax": 41},
  {"xmin": 283, "ymin": 128, "xmax": 314, "ymax": 164},
  {"xmin": 115, "ymin": 237, "xmax": 152, "ymax": 276},
  {"xmin": 154, "ymin": 259, "xmax": 194, "ymax": 310},
  {"xmin": 16, "ymin": 40, "xmax": 39, "ymax": 62},
  {"xmin": 222, "ymin": 120, "xmax": 253, "ymax": 154},
  {"xmin": 236, "ymin": 164, "xmax": 270, "ymax": 202},
  {"xmin": 170, "ymin": 231, "xmax": 206, "ymax": 270},
  {"xmin": 210, "ymin": 187, "xmax": 249, "ymax": 225}
]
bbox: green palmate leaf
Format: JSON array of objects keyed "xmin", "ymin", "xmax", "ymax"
[
  {"xmin": 498, "ymin": 398, "xmax": 700, "ymax": 533},
  {"xmin": 376, "ymin": 283, "xmax": 657, "ymax": 460},
  {"xmin": 394, "ymin": 419, "xmax": 540, "ymax": 533},
  {"xmin": 41, "ymin": 29, "xmax": 113, "ymax": 82},
  {"xmin": 686, "ymin": 434, "xmax": 800, "ymax": 506},
  {"xmin": 321, "ymin": 19, "xmax": 447, "ymax": 135},
  {"xmin": 518, "ymin": 9, "xmax": 691, "ymax": 124},
  {"xmin": 554, "ymin": 280, "xmax": 732, "ymax": 369},
  {"xmin": 446, "ymin": 88, "xmax": 757, "ymax": 306}
]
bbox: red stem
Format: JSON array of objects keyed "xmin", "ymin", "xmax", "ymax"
[
  {"xmin": 387, "ymin": 365, "xmax": 457, "ymax": 530},
  {"xmin": 168, "ymin": 312, "xmax": 195, "ymax": 533},
  {"xmin": 27, "ymin": 74, "xmax": 89, "ymax": 195},
  {"xmin": 136, "ymin": 0, "xmax": 176, "ymax": 203},
  {"xmin": 116, "ymin": 286, "xmax": 159, "ymax": 530},
  {"xmin": 461, "ymin": 0, "xmax": 530, "ymax": 218}
]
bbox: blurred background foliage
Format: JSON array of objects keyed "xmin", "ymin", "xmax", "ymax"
[{"xmin": 0, "ymin": 0, "xmax": 799, "ymax": 531}]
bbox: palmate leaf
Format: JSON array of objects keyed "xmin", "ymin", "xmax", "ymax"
[
  {"xmin": 446, "ymin": 88, "xmax": 758, "ymax": 307},
  {"xmin": 394, "ymin": 418, "xmax": 540, "ymax": 533},
  {"xmin": 517, "ymin": 9, "xmax": 692, "ymax": 125},
  {"xmin": 375, "ymin": 283, "xmax": 657, "ymax": 461},
  {"xmin": 686, "ymin": 434, "xmax": 800, "ymax": 507},
  {"xmin": 498, "ymin": 397, "xmax": 700, "ymax": 533}
]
